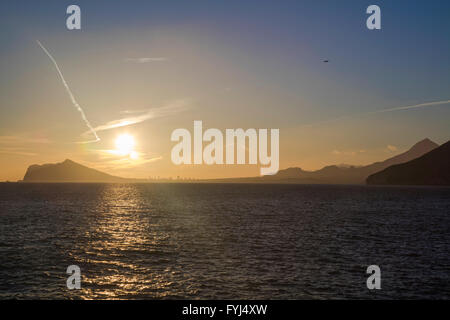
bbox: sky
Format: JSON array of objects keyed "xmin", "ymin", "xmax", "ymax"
[{"xmin": 0, "ymin": 0, "xmax": 449, "ymax": 180}]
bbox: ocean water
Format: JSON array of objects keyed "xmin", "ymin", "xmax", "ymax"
[{"xmin": 0, "ymin": 183, "xmax": 449, "ymax": 299}]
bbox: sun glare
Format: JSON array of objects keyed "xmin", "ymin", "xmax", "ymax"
[
  {"xmin": 130, "ymin": 151, "xmax": 139, "ymax": 160},
  {"xmin": 115, "ymin": 134, "xmax": 136, "ymax": 156}
]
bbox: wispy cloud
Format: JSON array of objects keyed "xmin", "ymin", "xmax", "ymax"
[
  {"xmin": 0, "ymin": 149, "xmax": 37, "ymax": 156},
  {"xmin": 125, "ymin": 57, "xmax": 168, "ymax": 63},
  {"xmin": 386, "ymin": 145, "xmax": 398, "ymax": 152},
  {"xmin": 0, "ymin": 135, "xmax": 50, "ymax": 156},
  {"xmin": 100, "ymin": 156, "xmax": 163, "ymax": 170},
  {"xmin": 0, "ymin": 135, "xmax": 51, "ymax": 145},
  {"xmin": 331, "ymin": 149, "xmax": 366, "ymax": 156},
  {"xmin": 299, "ymin": 99, "xmax": 450, "ymax": 128},
  {"xmin": 87, "ymin": 149, "xmax": 163, "ymax": 170},
  {"xmin": 119, "ymin": 109, "xmax": 151, "ymax": 115},
  {"xmin": 84, "ymin": 100, "xmax": 189, "ymax": 135}
]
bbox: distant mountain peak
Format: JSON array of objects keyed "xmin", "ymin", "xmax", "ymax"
[
  {"xmin": 265, "ymin": 138, "xmax": 441, "ymax": 184},
  {"xmin": 410, "ymin": 138, "xmax": 438, "ymax": 150},
  {"xmin": 22, "ymin": 159, "xmax": 143, "ymax": 183},
  {"xmin": 367, "ymin": 140, "xmax": 450, "ymax": 185},
  {"xmin": 379, "ymin": 138, "xmax": 439, "ymax": 169},
  {"xmin": 273, "ymin": 167, "xmax": 305, "ymax": 178}
]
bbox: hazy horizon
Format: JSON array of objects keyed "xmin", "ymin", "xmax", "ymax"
[{"xmin": 2, "ymin": 136, "xmax": 443, "ymax": 182}]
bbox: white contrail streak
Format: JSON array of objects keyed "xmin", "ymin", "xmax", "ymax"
[
  {"xmin": 367, "ymin": 99, "xmax": 450, "ymax": 114},
  {"xmin": 299, "ymin": 99, "xmax": 450, "ymax": 128},
  {"xmin": 36, "ymin": 40, "xmax": 100, "ymax": 143}
]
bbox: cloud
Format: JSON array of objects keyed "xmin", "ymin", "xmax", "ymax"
[
  {"xmin": 84, "ymin": 100, "xmax": 189, "ymax": 135},
  {"xmin": 332, "ymin": 149, "xmax": 365, "ymax": 156},
  {"xmin": 87, "ymin": 148, "xmax": 163, "ymax": 170},
  {"xmin": 125, "ymin": 57, "xmax": 168, "ymax": 63},
  {"xmin": 101, "ymin": 156, "xmax": 163, "ymax": 169},
  {"xmin": 0, "ymin": 149, "xmax": 37, "ymax": 156},
  {"xmin": 387, "ymin": 145, "xmax": 398, "ymax": 152},
  {"xmin": 0, "ymin": 135, "xmax": 51, "ymax": 144},
  {"xmin": 119, "ymin": 109, "xmax": 151, "ymax": 115},
  {"xmin": 0, "ymin": 136, "xmax": 50, "ymax": 156}
]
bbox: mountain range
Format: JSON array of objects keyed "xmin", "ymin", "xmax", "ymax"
[
  {"xmin": 19, "ymin": 138, "xmax": 448, "ymax": 185},
  {"xmin": 210, "ymin": 138, "xmax": 439, "ymax": 184}
]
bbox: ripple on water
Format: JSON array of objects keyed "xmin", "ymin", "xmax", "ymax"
[{"xmin": 0, "ymin": 183, "xmax": 449, "ymax": 299}]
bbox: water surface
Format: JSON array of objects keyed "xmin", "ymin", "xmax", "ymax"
[{"xmin": 0, "ymin": 183, "xmax": 449, "ymax": 299}]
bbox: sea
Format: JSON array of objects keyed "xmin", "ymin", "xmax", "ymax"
[{"xmin": 0, "ymin": 183, "xmax": 449, "ymax": 299}]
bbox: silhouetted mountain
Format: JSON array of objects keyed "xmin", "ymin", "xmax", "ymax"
[
  {"xmin": 377, "ymin": 138, "xmax": 439, "ymax": 168},
  {"xmin": 207, "ymin": 138, "xmax": 439, "ymax": 184},
  {"xmin": 367, "ymin": 141, "xmax": 450, "ymax": 185},
  {"xmin": 23, "ymin": 159, "xmax": 143, "ymax": 183},
  {"xmin": 255, "ymin": 138, "xmax": 438, "ymax": 184},
  {"xmin": 20, "ymin": 139, "xmax": 442, "ymax": 184}
]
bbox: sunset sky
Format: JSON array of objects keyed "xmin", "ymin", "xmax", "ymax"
[{"xmin": 1, "ymin": 0, "xmax": 449, "ymax": 181}]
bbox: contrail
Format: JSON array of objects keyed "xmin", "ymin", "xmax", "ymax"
[
  {"xmin": 36, "ymin": 40, "xmax": 100, "ymax": 143},
  {"xmin": 299, "ymin": 99, "xmax": 450, "ymax": 128},
  {"xmin": 367, "ymin": 99, "xmax": 450, "ymax": 114}
]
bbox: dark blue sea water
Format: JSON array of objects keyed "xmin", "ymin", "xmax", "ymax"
[{"xmin": 0, "ymin": 183, "xmax": 449, "ymax": 299}]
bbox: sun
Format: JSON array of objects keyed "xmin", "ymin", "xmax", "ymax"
[{"xmin": 115, "ymin": 134, "xmax": 136, "ymax": 156}]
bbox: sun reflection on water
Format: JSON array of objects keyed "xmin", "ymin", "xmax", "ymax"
[{"xmin": 68, "ymin": 184, "xmax": 190, "ymax": 299}]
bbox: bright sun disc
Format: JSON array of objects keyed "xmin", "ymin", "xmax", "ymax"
[{"xmin": 115, "ymin": 134, "xmax": 135, "ymax": 156}]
